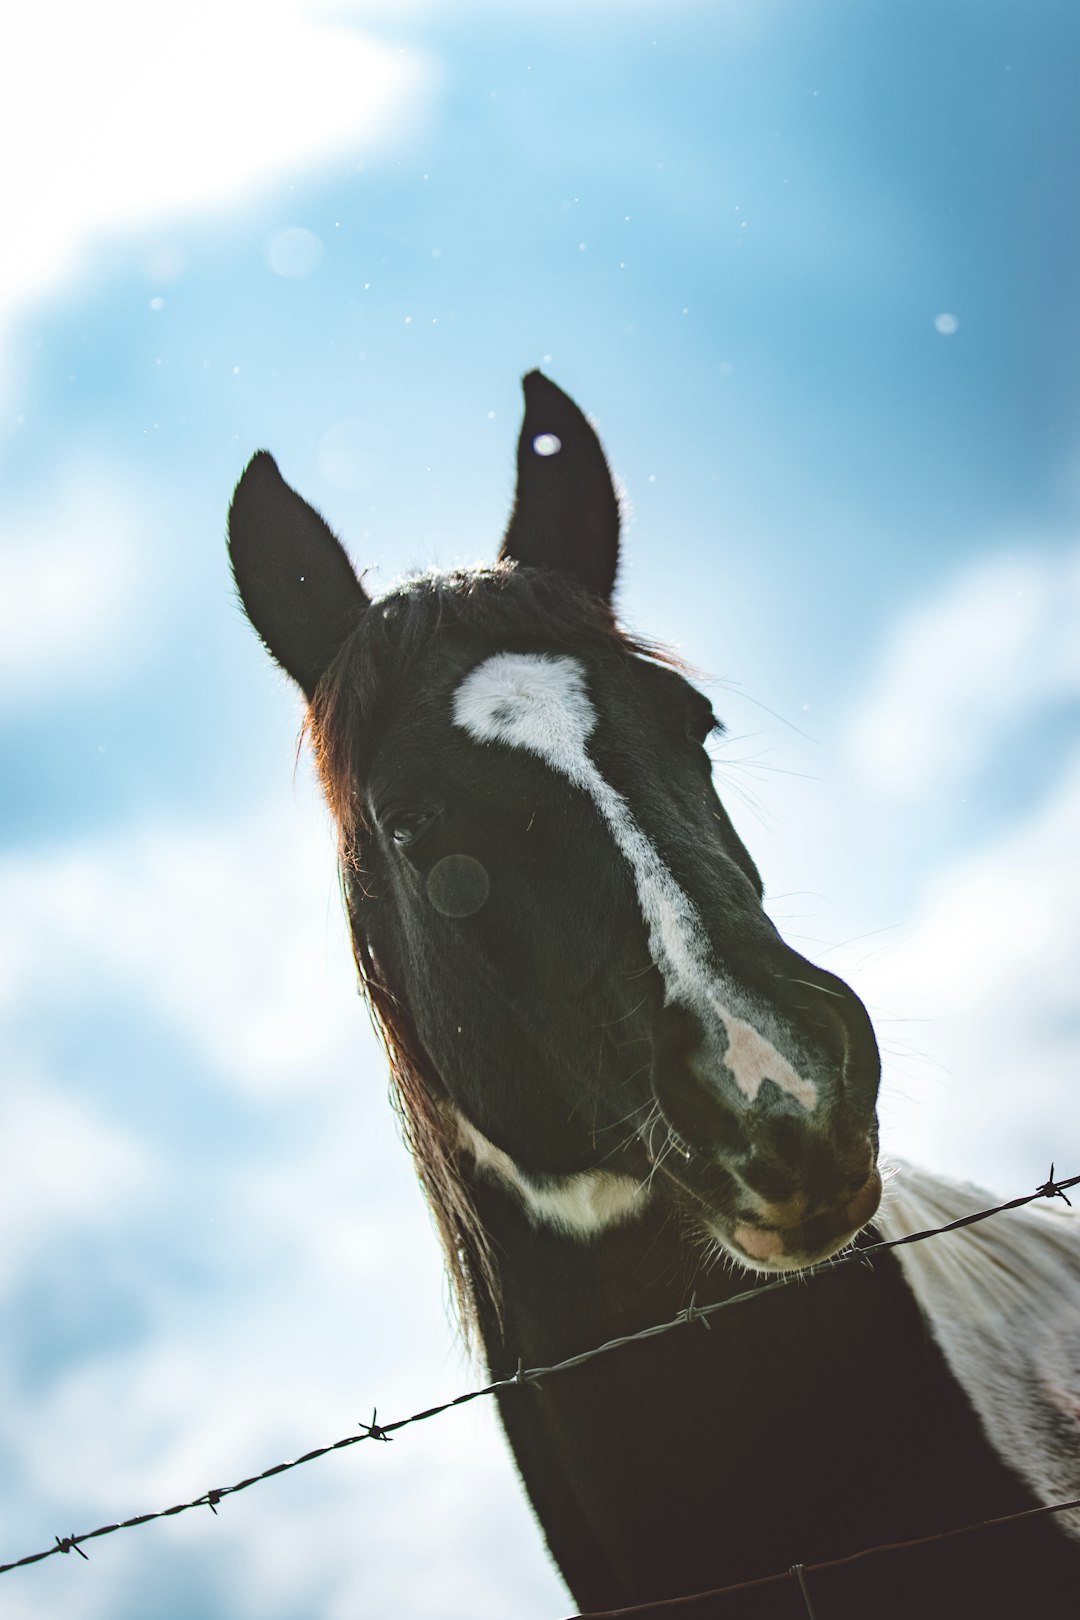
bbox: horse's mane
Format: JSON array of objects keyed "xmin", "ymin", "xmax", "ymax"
[{"xmin": 306, "ymin": 562, "xmax": 670, "ymax": 1341}]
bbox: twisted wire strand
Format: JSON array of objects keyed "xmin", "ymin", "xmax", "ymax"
[
  {"xmin": 563, "ymin": 1495, "xmax": 1080, "ymax": 1617},
  {"xmin": 2, "ymin": 1167, "xmax": 1076, "ymax": 1580}
]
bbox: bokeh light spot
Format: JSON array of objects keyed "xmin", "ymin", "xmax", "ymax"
[
  {"xmin": 426, "ymin": 854, "xmax": 490, "ymax": 918},
  {"xmin": 317, "ymin": 418, "xmax": 391, "ymax": 491},
  {"xmin": 264, "ymin": 227, "xmax": 325, "ymax": 279}
]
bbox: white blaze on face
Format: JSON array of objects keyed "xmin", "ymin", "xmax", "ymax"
[{"xmin": 452, "ymin": 652, "xmax": 818, "ymax": 1113}]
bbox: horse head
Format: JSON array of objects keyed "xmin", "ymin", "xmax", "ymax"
[{"xmin": 228, "ymin": 373, "xmax": 881, "ymax": 1282}]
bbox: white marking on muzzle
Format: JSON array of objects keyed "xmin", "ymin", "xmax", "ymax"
[{"xmin": 453, "ymin": 652, "xmax": 817, "ymax": 1112}]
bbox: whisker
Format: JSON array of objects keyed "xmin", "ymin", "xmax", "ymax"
[
  {"xmin": 711, "ymin": 779, "xmax": 774, "ymax": 831},
  {"xmin": 594, "ymin": 995, "xmax": 650, "ymax": 1030},
  {"xmin": 708, "ymin": 745, "xmax": 821, "ymax": 785},
  {"xmin": 620, "ymin": 958, "xmax": 661, "ymax": 981},
  {"xmin": 706, "ymin": 677, "xmax": 820, "ymax": 744},
  {"xmin": 590, "ymin": 1089, "xmax": 659, "ymax": 1167},
  {"xmin": 641, "ymin": 1133, "xmax": 679, "ymax": 1194},
  {"xmin": 768, "ymin": 974, "xmax": 846, "ymax": 1000},
  {"xmin": 812, "ymin": 923, "xmax": 903, "ymax": 958},
  {"xmin": 594, "ymin": 1096, "xmax": 657, "ymax": 1137}
]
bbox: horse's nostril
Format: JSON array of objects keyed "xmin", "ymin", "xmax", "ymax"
[
  {"xmin": 843, "ymin": 1168, "xmax": 882, "ymax": 1230},
  {"xmin": 841, "ymin": 1171, "xmax": 872, "ymax": 1201}
]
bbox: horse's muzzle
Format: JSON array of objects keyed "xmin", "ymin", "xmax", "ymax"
[{"xmin": 726, "ymin": 1166, "xmax": 883, "ymax": 1269}]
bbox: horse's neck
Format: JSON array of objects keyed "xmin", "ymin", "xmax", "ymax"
[
  {"xmin": 470, "ymin": 1179, "xmax": 699, "ymax": 1375},
  {"xmin": 466, "ymin": 1175, "xmax": 1071, "ymax": 1607}
]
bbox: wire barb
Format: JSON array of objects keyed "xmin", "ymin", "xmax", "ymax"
[
  {"xmin": 677, "ymin": 1292, "xmax": 711, "ymax": 1330},
  {"xmin": 54, "ymin": 1536, "xmax": 88, "ymax": 1562},
  {"xmin": 359, "ymin": 1409, "xmax": 391, "ymax": 1443},
  {"xmin": 789, "ymin": 1562, "xmax": 817, "ymax": 1619},
  {"xmin": 1038, "ymin": 1163, "xmax": 1073, "ymax": 1207}
]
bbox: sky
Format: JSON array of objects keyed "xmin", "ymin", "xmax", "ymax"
[{"xmin": 1, "ymin": 1, "xmax": 1079, "ymax": 1615}]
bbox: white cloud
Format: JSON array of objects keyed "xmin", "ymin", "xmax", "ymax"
[
  {"xmin": 1, "ymin": 2, "xmax": 430, "ymax": 366},
  {"xmin": 851, "ymin": 751, "xmax": 1080, "ymax": 1186},
  {"xmin": 0, "ymin": 1067, "xmax": 155, "ymax": 1294},
  {"xmin": 764, "ymin": 537, "xmax": 1080, "ymax": 1189},
  {"xmin": 0, "ymin": 805, "xmax": 359, "ymax": 1095},
  {"xmin": 0, "ymin": 1200, "xmax": 559, "ymax": 1615},
  {"xmin": 3, "ymin": 1335, "xmax": 559, "ymax": 1619},
  {"xmin": 0, "ymin": 462, "xmax": 149, "ymax": 703},
  {"xmin": 844, "ymin": 543, "xmax": 1080, "ymax": 801}
]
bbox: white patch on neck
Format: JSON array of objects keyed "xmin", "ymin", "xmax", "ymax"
[
  {"xmin": 453, "ymin": 651, "xmax": 817, "ymax": 1112},
  {"xmin": 455, "ymin": 1113, "xmax": 649, "ymax": 1237},
  {"xmin": 877, "ymin": 1161, "xmax": 1080, "ymax": 1539}
]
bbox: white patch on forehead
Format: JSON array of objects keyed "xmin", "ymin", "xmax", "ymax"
[
  {"xmin": 453, "ymin": 652, "xmax": 817, "ymax": 1112},
  {"xmin": 455, "ymin": 1113, "xmax": 649, "ymax": 1237}
]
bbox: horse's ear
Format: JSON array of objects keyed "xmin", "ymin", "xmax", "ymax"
[
  {"xmin": 228, "ymin": 452, "xmax": 370, "ymax": 701},
  {"xmin": 498, "ymin": 371, "xmax": 621, "ymax": 602}
]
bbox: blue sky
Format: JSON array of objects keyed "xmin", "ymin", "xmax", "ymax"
[{"xmin": 2, "ymin": 2, "xmax": 1079, "ymax": 1615}]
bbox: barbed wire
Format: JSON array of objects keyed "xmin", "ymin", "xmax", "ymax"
[{"xmin": 1, "ymin": 1165, "xmax": 1076, "ymax": 1581}]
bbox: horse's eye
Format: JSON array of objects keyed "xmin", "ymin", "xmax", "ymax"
[
  {"xmin": 387, "ymin": 808, "xmax": 438, "ymax": 847},
  {"xmin": 687, "ymin": 705, "xmax": 719, "ymax": 745}
]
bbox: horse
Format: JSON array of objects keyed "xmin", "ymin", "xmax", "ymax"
[{"xmin": 227, "ymin": 373, "xmax": 1080, "ymax": 1616}]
